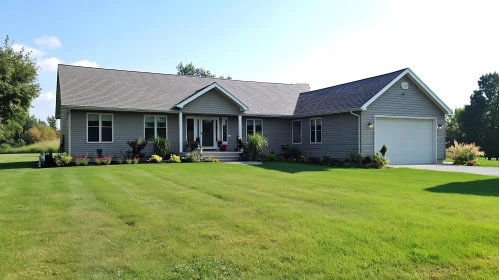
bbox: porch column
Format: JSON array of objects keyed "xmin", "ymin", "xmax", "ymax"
[
  {"xmin": 238, "ymin": 115, "xmax": 242, "ymax": 139},
  {"xmin": 179, "ymin": 112, "xmax": 183, "ymax": 153}
]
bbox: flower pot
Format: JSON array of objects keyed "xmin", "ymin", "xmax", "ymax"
[{"xmin": 220, "ymin": 145, "xmax": 227, "ymax": 151}]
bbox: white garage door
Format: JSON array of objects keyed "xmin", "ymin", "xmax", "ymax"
[{"xmin": 375, "ymin": 117, "xmax": 435, "ymax": 164}]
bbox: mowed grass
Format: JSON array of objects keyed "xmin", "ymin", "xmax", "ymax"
[
  {"xmin": 1, "ymin": 154, "xmax": 499, "ymax": 279},
  {"xmin": 0, "ymin": 139, "xmax": 59, "ymax": 154},
  {"xmin": 445, "ymin": 157, "xmax": 499, "ymax": 167}
]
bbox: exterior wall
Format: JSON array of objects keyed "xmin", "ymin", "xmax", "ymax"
[
  {"xmin": 182, "ymin": 89, "xmax": 242, "ymax": 115},
  {"xmin": 360, "ymin": 75, "xmax": 446, "ymax": 160},
  {"xmin": 69, "ymin": 110, "xmax": 181, "ymax": 157},
  {"xmin": 290, "ymin": 113, "xmax": 359, "ymax": 158},
  {"xmin": 242, "ymin": 117, "xmax": 291, "ymax": 154}
]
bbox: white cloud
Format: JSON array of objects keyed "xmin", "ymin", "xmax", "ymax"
[
  {"xmin": 12, "ymin": 43, "xmax": 45, "ymax": 57},
  {"xmin": 31, "ymin": 91, "xmax": 56, "ymax": 120},
  {"xmin": 71, "ymin": 59, "xmax": 99, "ymax": 68},
  {"xmin": 38, "ymin": 57, "xmax": 61, "ymax": 72},
  {"xmin": 36, "ymin": 91, "xmax": 55, "ymax": 102},
  {"xmin": 33, "ymin": 35, "xmax": 62, "ymax": 48}
]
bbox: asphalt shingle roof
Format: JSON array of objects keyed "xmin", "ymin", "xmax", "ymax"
[
  {"xmin": 57, "ymin": 65, "xmax": 309, "ymax": 116},
  {"xmin": 293, "ymin": 68, "xmax": 407, "ymax": 116}
]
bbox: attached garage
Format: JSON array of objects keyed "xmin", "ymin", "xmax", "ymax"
[{"xmin": 374, "ymin": 117, "xmax": 436, "ymax": 164}]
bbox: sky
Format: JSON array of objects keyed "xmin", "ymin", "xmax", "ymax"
[{"xmin": 2, "ymin": 0, "xmax": 498, "ymax": 124}]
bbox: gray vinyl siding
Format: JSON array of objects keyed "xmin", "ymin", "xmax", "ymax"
[
  {"xmin": 361, "ymin": 75, "xmax": 446, "ymax": 160},
  {"xmin": 59, "ymin": 108, "xmax": 68, "ymax": 152},
  {"xmin": 242, "ymin": 117, "xmax": 290, "ymax": 154},
  {"xmin": 290, "ymin": 113, "xmax": 359, "ymax": 159},
  {"xmin": 182, "ymin": 89, "xmax": 242, "ymax": 115},
  {"xmin": 69, "ymin": 111, "xmax": 181, "ymax": 157}
]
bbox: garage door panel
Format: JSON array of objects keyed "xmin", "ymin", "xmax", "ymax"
[{"xmin": 375, "ymin": 118, "xmax": 434, "ymax": 164}]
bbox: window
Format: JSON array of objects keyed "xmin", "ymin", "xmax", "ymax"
[
  {"xmin": 310, "ymin": 118, "xmax": 322, "ymax": 143},
  {"xmin": 292, "ymin": 120, "xmax": 302, "ymax": 144},
  {"xmin": 144, "ymin": 116, "xmax": 167, "ymax": 140},
  {"xmin": 87, "ymin": 113, "xmax": 113, "ymax": 143},
  {"xmin": 222, "ymin": 117, "xmax": 228, "ymax": 142},
  {"xmin": 246, "ymin": 119, "xmax": 263, "ymax": 137}
]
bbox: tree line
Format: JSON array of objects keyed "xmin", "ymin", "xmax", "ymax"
[{"xmin": 446, "ymin": 72, "xmax": 499, "ymax": 159}]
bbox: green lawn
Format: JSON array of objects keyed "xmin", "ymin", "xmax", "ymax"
[
  {"xmin": 1, "ymin": 154, "xmax": 499, "ymax": 279},
  {"xmin": 445, "ymin": 157, "xmax": 499, "ymax": 167}
]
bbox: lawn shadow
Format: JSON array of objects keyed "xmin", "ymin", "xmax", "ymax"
[
  {"xmin": 425, "ymin": 178, "xmax": 499, "ymax": 197},
  {"xmin": 0, "ymin": 161, "xmax": 38, "ymax": 170},
  {"xmin": 249, "ymin": 162, "xmax": 341, "ymax": 174}
]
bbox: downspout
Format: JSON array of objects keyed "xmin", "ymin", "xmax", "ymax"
[{"xmin": 350, "ymin": 111, "xmax": 360, "ymax": 153}]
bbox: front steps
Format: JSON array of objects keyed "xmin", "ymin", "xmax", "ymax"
[{"xmin": 180, "ymin": 151, "xmax": 241, "ymax": 162}]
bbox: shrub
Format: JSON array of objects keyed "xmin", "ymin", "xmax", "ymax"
[
  {"xmin": 347, "ymin": 151, "xmax": 363, "ymax": 163},
  {"xmin": 373, "ymin": 152, "xmax": 389, "ymax": 166},
  {"xmin": 320, "ymin": 154, "xmax": 331, "ymax": 165},
  {"xmin": 127, "ymin": 137, "xmax": 148, "ymax": 158},
  {"xmin": 204, "ymin": 156, "xmax": 219, "ymax": 163},
  {"xmin": 265, "ymin": 153, "xmax": 277, "ymax": 161},
  {"xmin": 447, "ymin": 140, "xmax": 485, "ymax": 165},
  {"xmin": 38, "ymin": 124, "xmax": 58, "ymax": 142},
  {"xmin": 0, "ymin": 143, "xmax": 11, "ymax": 150},
  {"xmin": 466, "ymin": 160, "xmax": 479, "ymax": 166},
  {"xmin": 168, "ymin": 154, "xmax": 181, "ymax": 163},
  {"xmin": 186, "ymin": 151, "xmax": 203, "ymax": 162},
  {"xmin": 125, "ymin": 158, "xmax": 133, "ymax": 164},
  {"xmin": 75, "ymin": 156, "xmax": 89, "ymax": 166},
  {"xmin": 282, "ymin": 145, "xmax": 302, "ymax": 160},
  {"xmin": 362, "ymin": 155, "xmax": 373, "ymax": 165},
  {"xmin": 246, "ymin": 133, "xmax": 268, "ymax": 160},
  {"xmin": 148, "ymin": 154, "xmax": 162, "ymax": 163},
  {"xmin": 115, "ymin": 155, "xmax": 124, "ymax": 164},
  {"xmin": 94, "ymin": 156, "xmax": 104, "ymax": 165},
  {"xmin": 103, "ymin": 155, "xmax": 112, "ymax": 165},
  {"xmin": 54, "ymin": 153, "xmax": 72, "ymax": 167},
  {"xmin": 298, "ymin": 155, "xmax": 310, "ymax": 164},
  {"xmin": 132, "ymin": 157, "xmax": 140, "ymax": 164},
  {"xmin": 23, "ymin": 127, "xmax": 42, "ymax": 144},
  {"xmin": 153, "ymin": 136, "xmax": 170, "ymax": 157}
]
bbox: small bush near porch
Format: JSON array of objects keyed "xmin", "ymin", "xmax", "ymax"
[{"xmin": 1, "ymin": 154, "xmax": 499, "ymax": 279}]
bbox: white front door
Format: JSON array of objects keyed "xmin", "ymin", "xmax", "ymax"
[
  {"xmin": 186, "ymin": 116, "xmax": 219, "ymax": 148},
  {"xmin": 375, "ymin": 117, "xmax": 435, "ymax": 164}
]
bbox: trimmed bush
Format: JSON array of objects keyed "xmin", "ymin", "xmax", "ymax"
[
  {"xmin": 148, "ymin": 154, "xmax": 162, "ymax": 163},
  {"xmin": 265, "ymin": 153, "xmax": 277, "ymax": 161},
  {"xmin": 347, "ymin": 152, "xmax": 363, "ymax": 163},
  {"xmin": 186, "ymin": 151, "xmax": 203, "ymax": 162},
  {"xmin": 168, "ymin": 154, "xmax": 181, "ymax": 163},
  {"xmin": 54, "ymin": 153, "xmax": 72, "ymax": 167},
  {"xmin": 447, "ymin": 140, "xmax": 485, "ymax": 165}
]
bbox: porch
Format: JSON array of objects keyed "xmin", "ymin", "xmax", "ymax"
[{"xmin": 179, "ymin": 151, "xmax": 241, "ymax": 162}]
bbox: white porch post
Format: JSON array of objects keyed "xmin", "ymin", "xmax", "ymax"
[
  {"xmin": 238, "ymin": 115, "xmax": 242, "ymax": 139},
  {"xmin": 179, "ymin": 112, "xmax": 183, "ymax": 153}
]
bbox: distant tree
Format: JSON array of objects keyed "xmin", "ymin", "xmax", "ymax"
[
  {"xmin": 445, "ymin": 107, "xmax": 465, "ymax": 146},
  {"xmin": 23, "ymin": 126, "xmax": 42, "ymax": 144},
  {"xmin": 47, "ymin": 115, "xmax": 57, "ymax": 129},
  {"xmin": 23, "ymin": 114, "xmax": 42, "ymax": 132},
  {"xmin": 0, "ymin": 35, "xmax": 41, "ymax": 127},
  {"xmin": 176, "ymin": 62, "xmax": 232, "ymax": 79}
]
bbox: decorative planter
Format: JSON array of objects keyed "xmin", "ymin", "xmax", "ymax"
[{"xmin": 220, "ymin": 145, "xmax": 227, "ymax": 151}]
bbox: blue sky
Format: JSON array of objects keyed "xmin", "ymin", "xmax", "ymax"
[{"xmin": 2, "ymin": 0, "xmax": 498, "ymax": 122}]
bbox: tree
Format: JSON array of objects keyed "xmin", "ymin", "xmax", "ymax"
[
  {"xmin": 0, "ymin": 35, "xmax": 41, "ymax": 127},
  {"xmin": 47, "ymin": 115, "xmax": 57, "ymax": 129},
  {"xmin": 445, "ymin": 107, "xmax": 465, "ymax": 146},
  {"xmin": 176, "ymin": 62, "xmax": 232, "ymax": 79}
]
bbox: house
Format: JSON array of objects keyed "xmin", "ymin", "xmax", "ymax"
[{"xmin": 55, "ymin": 65, "xmax": 452, "ymax": 164}]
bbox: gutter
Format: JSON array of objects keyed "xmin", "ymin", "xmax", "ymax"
[{"xmin": 350, "ymin": 111, "xmax": 361, "ymax": 153}]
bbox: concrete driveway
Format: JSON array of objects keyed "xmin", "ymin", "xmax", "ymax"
[{"xmin": 390, "ymin": 164, "xmax": 499, "ymax": 177}]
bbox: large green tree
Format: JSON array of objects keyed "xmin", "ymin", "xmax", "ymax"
[
  {"xmin": 176, "ymin": 62, "xmax": 232, "ymax": 79},
  {"xmin": 0, "ymin": 36, "xmax": 40, "ymax": 136},
  {"xmin": 46, "ymin": 115, "xmax": 57, "ymax": 129}
]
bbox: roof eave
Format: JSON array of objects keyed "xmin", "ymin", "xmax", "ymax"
[{"xmin": 176, "ymin": 82, "xmax": 249, "ymax": 111}]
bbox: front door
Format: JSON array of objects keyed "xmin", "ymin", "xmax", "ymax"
[{"xmin": 202, "ymin": 120, "xmax": 214, "ymax": 147}]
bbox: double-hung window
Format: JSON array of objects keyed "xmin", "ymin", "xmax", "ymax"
[
  {"xmin": 144, "ymin": 116, "xmax": 167, "ymax": 140},
  {"xmin": 310, "ymin": 118, "xmax": 322, "ymax": 143},
  {"xmin": 292, "ymin": 120, "xmax": 302, "ymax": 144},
  {"xmin": 222, "ymin": 117, "xmax": 228, "ymax": 142},
  {"xmin": 87, "ymin": 113, "xmax": 113, "ymax": 143},
  {"xmin": 246, "ymin": 119, "xmax": 263, "ymax": 137}
]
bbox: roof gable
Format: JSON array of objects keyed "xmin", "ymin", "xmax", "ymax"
[{"xmin": 176, "ymin": 82, "xmax": 248, "ymax": 111}]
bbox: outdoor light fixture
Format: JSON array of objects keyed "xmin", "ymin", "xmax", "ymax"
[
  {"xmin": 368, "ymin": 121, "xmax": 374, "ymax": 128},
  {"xmin": 437, "ymin": 124, "xmax": 443, "ymax": 129}
]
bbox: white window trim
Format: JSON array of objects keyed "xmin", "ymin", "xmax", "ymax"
[
  {"xmin": 144, "ymin": 115, "xmax": 168, "ymax": 140},
  {"xmin": 292, "ymin": 120, "xmax": 302, "ymax": 144},
  {"xmin": 246, "ymin": 119, "xmax": 264, "ymax": 140},
  {"xmin": 310, "ymin": 117, "xmax": 322, "ymax": 144},
  {"xmin": 86, "ymin": 112, "xmax": 114, "ymax": 143},
  {"xmin": 222, "ymin": 117, "xmax": 228, "ymax": 143}
]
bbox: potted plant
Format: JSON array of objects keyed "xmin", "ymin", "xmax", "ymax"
[
  {"xmin": 220, "ymin": 144, "xmax": 227, "ymax": 151},
  {"xmin": 217, "ymin": 139, "xmax": 223, "ymax": 148},
  {"xmin": 191, "ymin": 140, "xmax": 200, "ymax": 151}
]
